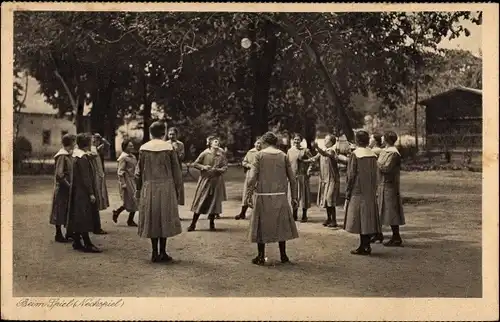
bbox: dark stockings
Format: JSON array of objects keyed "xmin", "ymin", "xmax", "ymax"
[
  {"xmin": 208, "ymin": 214, "xmax": 216, "ymax": 230},
  {"xmin": 252, "ymin": 243, "xmax": 266, "ymax": 265},
  {"xmin": 188, "ymin": 213, "xmax": 201, "ymax": 231},
  {"xmin": 324, "ymin": 207, "xmax": 338, "ymax": 227},
  {"xmin": 292, "ymin": 208, "xmax": 298, "ymax": 221},
  {"xmin": 81, "ymin": 232, "xmax": 93, "ymax": 247},
  {"xmin": 279, "ymin": 241, "xmax": 289, "ymax": 263},
  {"xmin": 301, "ymin": 208, "xmax": 308, "ymax": 222},
  {"xmin": 127, "ymin": 212, "xmax": 137, "ymax": 226},
  {"xmin": 55, "ymin": 225, "xmax": 69, "ymax": 243},
  {"xmin": 351, "ymin": 234, "xmax": 371, "ymax": 255},
  {"xmin": 235, "ymin": 206, "xmax": 249, "ymax": 219},
  {"xmin": 391, "ymin": 225, "xmax": 401, "ymax": 240}
]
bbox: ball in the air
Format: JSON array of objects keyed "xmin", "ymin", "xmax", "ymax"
[{"xmin": 241, "ymin": 38, "xmax": 252, "ymax": 49}]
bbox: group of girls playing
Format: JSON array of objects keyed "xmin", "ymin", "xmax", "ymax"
[{"xmin": 49, "ymin": 122, "xmax": 405, "ymax": 262}]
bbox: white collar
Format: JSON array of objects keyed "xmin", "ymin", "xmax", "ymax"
[
  {"xmin": 54, "ymin": 148, "xmax": 70, "ymax": 159},
  {"xmin": 139, "ymin": 139, "xmax": 173, "ymax": 152},
  {"xmin": 262, "ymin": 146, "xmax": 282, "ymax": 154},
  {"xmin": 353, "ymin": 147, "xmax": 377, "ymax": 158},
  {"xmin": 72, "ymin": 148, "xmax": 86, "ymax": 158},
  {"xmin": 384, "ymin": 146, "xmax": 401, "ymax": 155}
]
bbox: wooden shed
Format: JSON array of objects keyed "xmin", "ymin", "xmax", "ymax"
[{"xmin": 419, "ymin": 86, "xmax": 482, "ymax": 153}]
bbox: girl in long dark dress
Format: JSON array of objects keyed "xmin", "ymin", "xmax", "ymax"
[
  {"xmin": 49, "ymin": 134, "xmax": 76, "ymax": 243},
  {"xmin": 66, "ymin": 133, "xmax": 102, "ymax": 253}
]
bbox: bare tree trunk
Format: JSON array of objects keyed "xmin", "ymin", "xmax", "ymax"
[
  {"xmin": 142, "ymin": 74, "xmax": 152, "ymax": 144},
  {"xmin": 250, "ymin": 20, "xmax": 278, "ymax": 143},
  {"xmin": 414, "ymin": 70, "xmax": 419, "ymax": 154},
  {"xmin": 270, "ymin": 14, "xmax": 355, "ymax": 142}
]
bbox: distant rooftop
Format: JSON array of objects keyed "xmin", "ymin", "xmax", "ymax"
[{"xmin": 419, "ymin": 86, "xmax": 482, "ymax": 106}]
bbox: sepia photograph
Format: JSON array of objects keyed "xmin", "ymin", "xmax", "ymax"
[{"xmin": 1, "ymin": 2, "xmax": 498, "ymax": 321}]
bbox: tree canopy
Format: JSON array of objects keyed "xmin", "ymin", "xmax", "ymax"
[{"xmin": 13, "ymin": 11, "xmax": 482, "ymax": 156}]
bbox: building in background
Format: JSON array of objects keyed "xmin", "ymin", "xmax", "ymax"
[
  {"xmin": 419, "ymin": 86, "xmax": 482, "ymax": 154},
  {"xmin": 14, "ymin": 111, "xmax": 91, "ymax": 158}
]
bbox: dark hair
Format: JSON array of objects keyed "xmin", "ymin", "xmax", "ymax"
[
  {"xmin": 168, "ymin": 127, "xmax": 179, "ymax": 135},
  {"xmin": 384, "ymin": 131, "xmax": 398, "ymax": 146},
  {"xmin": 76, "ymin": 133, "xmax": 92, "ymax": 149},
  {"xmin": 261, "ymin": 131, "xmax": 279, "ymax": 146},
  {"xmin": 292, "ymin": 133, "xmax": 303, "ymax": 141},
  {"xmin": 325, "ymin": 134, "xmax": 337, "ymax": 145},
  {"xmin": 355, "ymin": 130, "xmax": 370, "ymax": 147},
  {"xmin": 372, "ymin": 133, "xmax": 382, "ymax": 146},
  {"xmin": 149, "ymin": 121, "xmax": 166, "ymax": 139},
  {"xmin": 61, "ymin": 134, "xmax": 75, "ymax": 147},
  {"xmin": 121, "ymin": 139, "xmax": 132, "ymax": 152},
  {"xmin": 255, "ymin": 136, "xmax": 262, "ymax": 141}
]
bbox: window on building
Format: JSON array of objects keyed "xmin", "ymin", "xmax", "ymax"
[
  {"xmin": 61, "ymin": 130, "xmax": 68, "ymax": 139},
  {"xmin": 42, "ymin": 130, "xmax": 51, "ymax": 145}
]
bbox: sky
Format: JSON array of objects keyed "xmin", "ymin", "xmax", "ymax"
[{"xmin": 19, "ymin": 16, "xmax": 482, "ymax": 115}]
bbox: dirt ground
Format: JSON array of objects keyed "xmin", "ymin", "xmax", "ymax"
[{"xmin": 12, "ymin": 168, "xmax": 482, "ymax": 297}]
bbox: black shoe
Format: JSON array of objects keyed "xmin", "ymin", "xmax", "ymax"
[
  {"xmin": 187, "ymin": 224, "xmax": 196, "ymax": 232},
  {"xmin": 328, "ymin": 222, "xmax": 339, "ymax": 228},
  {"xmin": 55, "ymin": 235, "xmax": 69, "ymax": 243},
  {"xmin": 350, "ymin": 247, "xmax": 371, "ymax": 256},
  {"xmin": 209, "ymin": 222, "xmax": 216, "ymax": 231},
  {"xmin": 151, "ymin": 252, "xmax": 160, "ymax": 263},
  {"xmin": 127, "ymin": 220, "xmax": 138, "ymax": 227},
  {"xmin": 112, "ymin": 210, "xmax": 119, "ymax": 223},
  {"xmin": 235, "ymin": 214, "xmax": 246, "ymax": 220},
  {"xmin": 72, "ymin": 242, "xmax": 84, "ymax": 251},
  {"xmin": 370, "ymin": 234, "xmax": 384, "ymax": 244},
  {"xmin": 322, "ymin": 219, "xmax": 331, "ymax": 227},
  {"xmin": 83, "ymin": 245, "xmax": 102, "ymax": 253},
  {"xmin": 300, "ymin": 216, "xmax": 308, "ymax": 223},
  {"xmin": 280, "ymin": 254, "xmax": 290, "ymax": 263},
  {"xmin": 383, "ymin": 239, "xmax": 403, "ymax": 247},
  {"xmin": 159, "ymin": 252, "xmax": 173, "ymax": 262},
  {"xmin": 93, "ymin": 229, "xmax": 108, "ymax": 235},
  {"xmin": 252, "ymin": 256, "xmax": 266, "ymax": 266}
]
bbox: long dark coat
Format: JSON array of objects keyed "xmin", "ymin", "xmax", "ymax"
[
  {"xmin": 66, "ymin": 149, "xmax": 97, "ymax": 233},
  {"xmin": 49, "ymin": 149, "xmax": 73, "ymax": 226},
  {"xmin": 377, "ymin": 146, "xmax": 405, "ymax": 226}
]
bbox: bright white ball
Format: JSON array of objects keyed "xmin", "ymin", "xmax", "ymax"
[{"xmin": 241, "ymin": 38, "xmax": 252, "ymax": 49}]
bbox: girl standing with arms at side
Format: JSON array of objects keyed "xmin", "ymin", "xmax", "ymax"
[
  {"xmin": 50, "ymin": 134, "xmax": 76, "ymax": 243},
  {"xmin": 165, "ymin": 127, "xmax": 185, "ymax": 206},
  {"xmin": 135, "ymin": 122, "xmax": 183, "ymax": 263},
  {"xmin": 112, "ymin": 139, "xmax": 138, "ymax": 227}
]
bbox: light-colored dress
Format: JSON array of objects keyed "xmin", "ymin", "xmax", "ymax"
[
  {"xmin": 241, "ymin": 148, "xmax": 259, "ymax": 206},
  {"xmin": 50, "ymin": 148, "xmax": 73, "ymax": 226},
  {"xmin": 88, "ymin": 146, "xmax": 109, "ymax": 210},
  {"xmin": 246, "ymin": 146, "xmax": 299, "ymax": 243},
  {"xmin": 135, "ymin": 139, "xmax": 182, "ymax": 238},
  {"xmin": 168, "ymin": 139, "xmax": 185, "ymax": 206},
  {"xmin": 117, "ymin": 152, "xmax": 138, "ymax": 212},
  {"xmin": 344, "ymin": 147, "xmax": 382, "ymax": 235},
  {"xmin": 377, "ymin": 146, "xmax": 405, "ymax": 226},
  {"xmin": 313, "ymin": 147, "xmax": 340, "ymax": 208},
  {"xmin": 287, "ymin": 146, "xmax": 313, "ymax": 209},
  {"xmin": 190, "ymin": 148, "xmax": 228, "ymax": 215}
]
